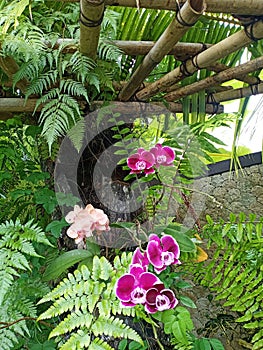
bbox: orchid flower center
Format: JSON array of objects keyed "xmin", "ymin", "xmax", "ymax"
[
  {"xmin": 131, "ymin": 287, "xmax": 146, "ymax": 304},
  {"xmin": 136, "ymin": 160, "xmax": 147, "ymax": 170},
  {"xmin": 157, "ymin": 155, "xmax": 167, "ymax": 163},
  {"xmin": 161, "ymin": 251, "xmax": 174, "ymax": 266},
  {"xmin": 156, "ymin": 294, "xmax": 170, "ymax": 311}
]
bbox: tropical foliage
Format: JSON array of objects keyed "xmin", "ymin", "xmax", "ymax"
[{"xmin": 0, "ymin": 1, "xmax": 262, "ymax": 350}]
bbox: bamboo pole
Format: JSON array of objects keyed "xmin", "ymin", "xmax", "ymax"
[
  {"xmin": 45, "ymin": 39, "xmax": 213, "ymax": 59},
  {"xmin": 0, "ymin": 98, "xmax": 42, "ymax": 112},
  {"xmin": 136, "ymin": 20, "xmax": 263, "ymax": 101},
  {"xmin": 55, "ymin": 0, "xmax": 263, "ymax": 15},
  {"xmin": 113, "ymin": 41, "xmax": 212, "ymax": 59},
  {"xmin": 79, "ymin": 0, "xmax": 105, "ymax": 59},
  {"xmin": 165, "ymin": 56, "xmax": 263, "ymax": 101},
  {"xmin": 209, "ymin": 83, "xmax": 263, "ymax": 103},
  {"xmin": 0, "ymin": 98, "xmax": 224, "ymax": 116},
  {"xmin": 118, "ymin": 0, "xmax": 205, "ymax": 101},
  {"xmin": 207, "ymin": 62, "xmax": 260, "ymax": 85}
]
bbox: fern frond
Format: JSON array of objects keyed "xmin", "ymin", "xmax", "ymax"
[
  {"xmin": 49, "ymin": 311, "xmax": 94, "ymax": 338},
  {"xmin": 66, "ymin": 118, "xmax": 85, "ymax": 152},
  {"xmin": 70, "ymin": 51, "xmax": 96, "ymax": 84},
  {"xmin": 25, "ymin": 70, "xmax": 58, "ymax": 98},
  {"xmin": 89, "ymin": 338, "xmax": 114, "ymax": 350},
  {"xmin": 60, "ymin": 79, "xmax": 89, "ymax": 102},
  {"xmin": 0, "ymin": 219, "xmax": 51, "ymax": 304},
  {"xmin": 92, "ymin": 255, "xmax": 114, "ymax": 281},
  {"xmin": 92, "ymin": 315, "xmax": 143, "ymax": 345},
  {"xmin": 59, "ymin": 329, "xmax": 91, "ymax": 350},
  {"xmin": 38, "ymin": 254, "xmax": 142, "ymax": 349},
  {"xmin": 98, "ymin": 40, "xmax": 123, "ymax": 64}
]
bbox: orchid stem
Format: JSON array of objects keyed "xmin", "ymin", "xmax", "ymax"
[{"xmin": 152, "ymin": 323, "xmax": 165, "ymax": 350}]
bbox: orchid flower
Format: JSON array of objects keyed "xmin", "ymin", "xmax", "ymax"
[
  {"xmin": 145, "ymin": 282, "xmax": 178, "ymax": 313},
  {"xmin": 127, "ymin": 148, "xmax": 155, "ymax": 175},
  {"xmin": 115, "ymin": 265, "xmax": 159, "ymax": 307},
  {"xmin": 65, "ymin": 204, "xmax": 110, "ymax": 243},
  {"xmin": 146, "ymin": 234, "xmax": 180, "ymax": 274},
  {"xmin": 150, "ymin": 143, "xmax": 175, "ymax": 168}
]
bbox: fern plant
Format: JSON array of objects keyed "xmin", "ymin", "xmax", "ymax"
[
  {"xmin": 0, "ymin": 0, "xmax": 122, "ymax": 151},
  {"xmin": 38, "ymin": 253, "xmax": 144, "ymax": 350},
  {"xmin": 189, "ymin": 213, "xmax": 263, "ymax": 350},
  {"xmin": 0, "ymin": 219, "xmax": 52, "ymax": 350}
]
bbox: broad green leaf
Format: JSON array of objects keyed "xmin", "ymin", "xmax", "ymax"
[
  {"xmin": 43, "ymin": 249, "xmax": 96, "ymax": 281},
  {"xmin": 179, "ymin": 295, "xmax": 197, "ymax": 309},
  {"xmin": 163, "ymin": 227, "xmax": 196, "ymax": 252},
  {"xmin": 209, "ymin": 338, "xmax": 225, "ymax": 350}
]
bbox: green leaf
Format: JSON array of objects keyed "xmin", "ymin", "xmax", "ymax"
[
  {"xmin": 43, "ymin": 249, "xmax": 95, "ymax": 281},
  {"xmin": 118, "ymin": 339, "xmax": 128, "ymax": 350},
  {"xmin": 197, "ymin": 338, "xmax": 211, "ymax": 350},
  {"xmin": 45, "ymin": 219, "xmax": 68, "ymax": 238},
  {"xmin": 209, "ymin": 338, "xmax": 225, "ymax": 350},
  {"xmin": 163, "ymin": 227, "xmax": 196, "ymax": 252},
  {"xmin": 236, "ymin": 312, "xmax": 253, "ymax": 322},
  {"xmin": 179, "ymin": 295, "xmax": 197, "ymax": 308}
]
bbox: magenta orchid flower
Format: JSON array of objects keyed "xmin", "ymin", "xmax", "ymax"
[
  {"xmin": 146, "ymin": 234, "xmax": 180, "ymax": 274},
  {"xmin": 145, "ymin": 282, "xmax": 178, "ymax": 313},
  {"xmin": 127, "ymin": 148, "xmax": 155, "ymax": 175},
  {"xmin": 131, "ymin": 247, "xmax": 149, "ymax": 271},
  {"xmin": 116, "ymin": 266, "xmax": 159, "ymax": 307},
  {"xmin": 150, "ymin": 143, "xmax": 175, "ymax": 168}
]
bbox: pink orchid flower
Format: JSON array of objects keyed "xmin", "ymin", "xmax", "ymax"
[
  {"xmin": 85, "ymin": 204, "xmax": 110, "ymax": 233},
  {"xmin": 65, "ymin": 205, "xmax": 83, "ymax": 224},
  {"xmin": 65, "ymin": 204, "xmax": 110, "ymax": 243},
  {"xmin": 150, "ymin": 143, "xmax": 175, "ymax": 168},
  {"xmin": 146, "ymin": 234, "xmax": 180, "ymax": 274},
  {"xmin": 116, "ymin": 265, "xmax": 159, "ymax": 307},
  {"xmin": 127, "ymin": 148, "xmax": 155, "ymax": 175},
  {"xmin": 145, "ymin": 282, "xmax": 178, "ymax": 313}
]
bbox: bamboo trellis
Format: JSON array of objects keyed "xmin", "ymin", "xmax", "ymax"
[{"xmin": 0, "ymin": 0, "xmax": 263, "ymax": 117}]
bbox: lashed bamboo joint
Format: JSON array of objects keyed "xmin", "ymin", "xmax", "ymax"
[
  {"xmin": 118, "ymin": 0, "xmax": 205, "ymax": 101},
  {"xmin": 165, "ymin": 56, "xmax": 263, "ymax": 101},
  {"xmin": 55, "ymin": 0, "xmax": 263, "ymax": 16},
  {"xmin": 136, "ymin": 20, "xmax": 263, "ymax": 101},
  {"xmin": 79, "ymin": 0, "xmax": 105, "ymax": 59}
]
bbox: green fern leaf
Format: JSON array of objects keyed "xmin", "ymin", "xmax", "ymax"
[
  {"xmin": 92, "ymin": 316, "xmax": 143, "ymax": 345},
  {"xmin": 59, "ymin": 329, "xmax": 91, "ymax": 350},
  {"xmin": 89, "ymin": 338, "xmax": 114, "ymax": 350},
  {"xmin": 49, "ymin": 311, "xmax": 94, "ymax": 338}
]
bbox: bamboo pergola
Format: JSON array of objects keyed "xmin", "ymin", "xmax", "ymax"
[{"xmin": 1, "ymin": 0, "xmax": 263, "ymax": 117}]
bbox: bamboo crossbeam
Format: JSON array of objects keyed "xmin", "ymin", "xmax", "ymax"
[
  {"xmin": 44, "ymin": 39, "xmax": 213, "ymax": 59},
  {"xmin": 55, "ymin": 0, "xmax": 263, "ymax": 15},
  {"xmin": 0, "ymin": 98, "xmax": 224, "ymax": 116},
  {"xmin": 113, "ymin": 41, "xmax": 212, "ymax": 59},
  {"xmin": 210, "ymin": 83, "xmax": 263, "ymax": 103},
  {"xmin": 165, "ymin": 56, "xmax": 263, "ymax": 101},
  {"xmin": 136, "ymin": 20, "xmax": 263, "ymax": 101},
  {"xmin": 207, "ymin": 62, "xmax": 260, "ymax": 85},
  {"xmin": 118, "ymin": 0, "xmax": 204, "ymax": 101},
  {"xmin": 91, "ymin": 100, "xmax": 224, "ymax": 114},
  {"xmin": 79, "ymin": 0, "xmax": 105, "ymax": 59}
]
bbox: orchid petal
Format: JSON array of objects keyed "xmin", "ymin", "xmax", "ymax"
[
  {"xmin": 147, "ymin": 241, "xmax": 163, "ymax": 268},
  {"xmin": 138, "ymin": 272, "xmax": 159, "ymax": 290},
  {"xmin": 115, "ymin": 274, "xmax": 135, "ymax": 302},
  {"xmin": 161, "ymin": 235, "xmax": 180, "ymax": 258}
]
